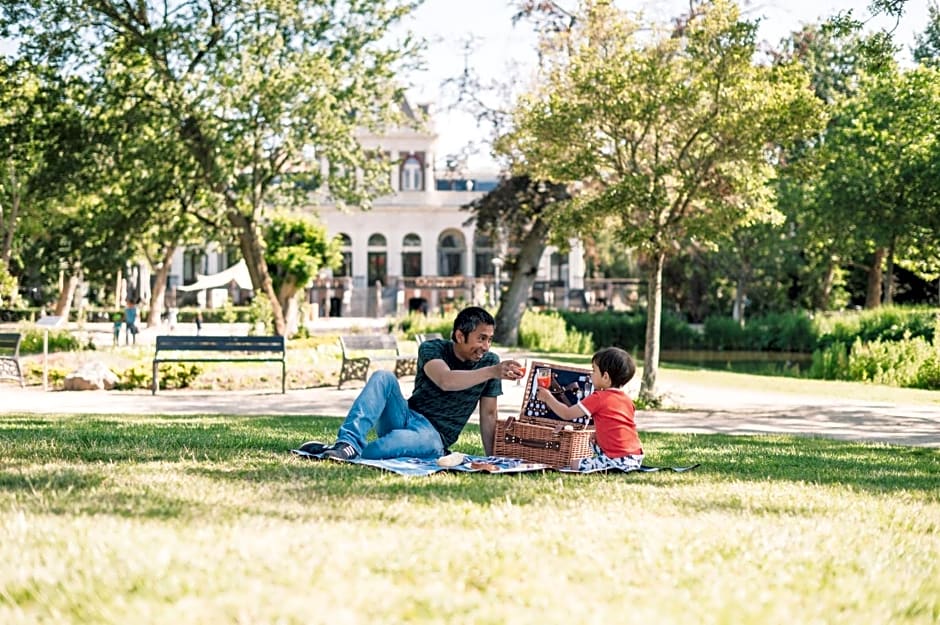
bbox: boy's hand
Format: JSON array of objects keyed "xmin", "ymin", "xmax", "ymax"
[{"xmin": 536, "ymin": 386, "xmax": 553, "ymax": 403}]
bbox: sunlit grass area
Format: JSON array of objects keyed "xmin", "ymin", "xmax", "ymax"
[{"xmin": 1, "ymin": 413, "xmax": 938, "ymax": 625}]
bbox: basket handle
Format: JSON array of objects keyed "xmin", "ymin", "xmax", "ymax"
[{"xmin": 501, "ymin": 434, "xmax": 562, "ymax": 451}]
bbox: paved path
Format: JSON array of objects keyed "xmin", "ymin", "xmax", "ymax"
[{"xmin": 3, "ymin": 372, "xmax": 938, "ymax": 448}]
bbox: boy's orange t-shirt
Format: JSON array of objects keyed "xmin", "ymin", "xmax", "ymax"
[{"xmin": 579, "ymin": 388, "xmax": 642, "ymax": 457}]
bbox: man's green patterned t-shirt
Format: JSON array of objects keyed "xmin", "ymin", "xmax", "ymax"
[{"xmin": 407, "ymin": 338, "xmax": 502, "ymax": 448}]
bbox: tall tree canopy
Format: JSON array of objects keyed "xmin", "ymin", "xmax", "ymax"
[
  {"xmin": 497, "ymin": 0, "xmax": 824, "ymax": 399},
  {"xmin": 2, "ymin": 0, "xmax": 421, "ymax": 334}
]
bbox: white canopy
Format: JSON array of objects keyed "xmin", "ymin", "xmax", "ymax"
[{"xmin": 176, "ymin": 259, "xmax": 254, "ymax": 292}]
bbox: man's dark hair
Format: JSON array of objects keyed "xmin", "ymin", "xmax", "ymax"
[
  {"xmin": 592, "ymin": 347, "xmax": 636, "ymax": 388},
  {"xmin": 452, "ymin": 306, "xmax": 495, "ymax": 341}
]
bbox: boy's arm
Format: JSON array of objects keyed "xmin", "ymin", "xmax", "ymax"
[{"xmin": 536, "ymin": 387, "xmax": 587, "ymax": 421}]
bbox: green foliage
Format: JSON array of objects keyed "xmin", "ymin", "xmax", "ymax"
[
  {"xmin": 392, "ymin": 312, "xmax": 455, "ymax": 341},
  {"xmin": 816, "ymin": 306, "xmax": 938, "ymax": 349},
  {"xmin": 114, "ymin": 365, "xmax": 150, "ymax": 391},
  {"xmin": 115, "ymin": 363, "xmax": 202, "ymax": 391},
  {"xmin": 559, "ymin": 310, "xmax": 702, "ymax": 352},
  {"xmin": 702, "ymin": 312, "xmax": 817, "ymax": 351},
  {"xmin": 160, "ymin": 364, "xmax": 202, "ymax": 390},
  {"xmin": 18, "ymin": 328, "xmax": 83, "ymax": 354},
  {"xmin": 809, "ymin": 334, "xmax": 940, "ymax": 390},
  {"xmin": 247, "ymin": 294, "xmax": 274, "ymax": 336},
  {"xmin": 22, "ymin": 361, "xmax": 68, "ymax": 388},
  {"xmin": 264, "ymin": 216, "xmax": 342, "ymax": 289},
  {"xmin": 808, "ymin": 341, "xmax": 850, "ymax": 379},
  {"xmin": 0, "ymin": 262, "xmax": 19, "ymax": 306},
  {"xmin": 518, "ymin": 310, "xmax": 592, "ymax": 354},
  {"xmin": 220, "ymin": 302, "xmax": 238, "ymax": 325}
]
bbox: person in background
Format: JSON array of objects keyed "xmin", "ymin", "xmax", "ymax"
[
  {"xmin": 124, "ymin": 299, "xmax": 139, "ymax": 345},
  {"xmin": 112, "ymin": 312, "xmax": 123, "ymax": 347},
  {"xmin": 300, "ymin": 306, "xmax": 525, "ymax": 460},
  {"xmin": 536, "ymin": 346, "xmax": 643, "ymax": 471}
]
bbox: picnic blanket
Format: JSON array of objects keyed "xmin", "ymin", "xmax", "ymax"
[{"xmin": 291, "ymin": 448, "xmax": 699, "ymax": 477}]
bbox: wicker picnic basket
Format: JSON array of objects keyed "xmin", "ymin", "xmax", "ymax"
[{"xmin": 493, "ymin": 361, "xmax": 595, "ymax": 469}]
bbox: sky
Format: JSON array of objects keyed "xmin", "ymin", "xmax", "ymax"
[{"xmin": 399, "ymin": 0, "xmax": 934, "ymax": 173}]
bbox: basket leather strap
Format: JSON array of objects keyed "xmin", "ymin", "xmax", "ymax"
[{"xmin": 501, "ymin": 434, "xmax": 562, "ymax": 451}]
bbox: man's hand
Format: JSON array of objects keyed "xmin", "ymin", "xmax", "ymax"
[{"xmin": 497, "ymin": 359, "xmax": 526, "ymax": 381}]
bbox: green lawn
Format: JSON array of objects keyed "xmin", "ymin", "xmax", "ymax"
[{"xmin": 1, "ymin": 413, "xmax": 938, "ymax": 625}]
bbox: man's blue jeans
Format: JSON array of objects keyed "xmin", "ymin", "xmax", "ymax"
[{"xmin": 336, "ymin": 370, "xmax": 445, "ymax": 459}]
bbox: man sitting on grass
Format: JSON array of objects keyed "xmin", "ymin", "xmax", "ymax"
[{"xmin": 300, "ymin": 306, "xmax": 525, "ymax": 460}]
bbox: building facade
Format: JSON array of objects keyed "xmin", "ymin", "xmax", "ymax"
[
  {"xmin": 307, "ymin": 101, "xmax": 586, "ymax": 318},
  {"xmin": 165, "ymin": 100, "xmax": 587, "ymax": 318}
]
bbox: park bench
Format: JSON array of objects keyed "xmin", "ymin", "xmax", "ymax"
[
  {"xmin": 0, "ymin": 332, "xmax": 25, "ymax": 387},
  {"xmin": 152, "ymin": 335, "xmax": 286, "ymax": 395},
  {"xmin": 337, "ymin": 334, "xmax": 418, "ymax": 389},
  {"xmin": 415, "ymin": 332, "xmax": 444, "ymax": 343}
]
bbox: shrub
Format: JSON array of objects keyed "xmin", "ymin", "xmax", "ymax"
[
  {"xmin": 816, "ymin": 306, "xmax": 937, "ymax": 349},
  {"xmin": 18, "ymin": 328, "xmax": 85, "ymax": 354},
  {"xmin": 702, "ymin": 316, "xmax": 746, "ymax": 350},
  {"xmin": 558, "ymin": 310, "xmax": 700, "ymax": 352},
  {"xmin": 248, "ymin": 294, "xmax": 274, "ymax": 335},
  {"xmin": 519, "ymin": 311, "xmax": 592, "ymax": 354},
  {"xmin": 913, "ymin": 355, "xmax": 940, "ymax": 390},
  {"xmin": 808, "ymin": 341, "xmax": 850, "ymax": 380},
  {"xmin": 809, "ymin": 333, "xmax": 940, "ymax": 390}
]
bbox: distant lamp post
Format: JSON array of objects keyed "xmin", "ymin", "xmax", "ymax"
[{"xmin": 491, "ymin": 257, "xmax": 504, "ymax": 305}]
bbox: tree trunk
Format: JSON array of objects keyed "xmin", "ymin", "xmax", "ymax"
[
  {"xmin": 865, "ymin": 247, "xmax": 886, "ymax": 309},
  {"xmin": 54, "ymin": 272, "xmax": 79, "ymax": 319},
  {"xmin": 493, "ymin": 219, "xmax": 551, "ymax": 346},
  {"xmin": 147, "ymin": 246, "xmax": 176, "ymax": 326},
  {"xmin": 0, "ymin": 161, "xmax": 19, "ymax": 267},
  {"xmin": 884, "ymin": 239, "xmax": 895, "ymax": 306},
  {"xmin": 640, "ymin": 251, "xmax": 665, "ymax": 401},
  {"xmin": 228, "ymin": 211, "xmax": 286, "ymax": 336},
  {"xmin": 278, "ymin": 276, "xmax": 301, "ymax": 337}
]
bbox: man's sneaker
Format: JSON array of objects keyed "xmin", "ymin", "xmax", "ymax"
[
  {"xmin": 297, "ymin": 441, "xmax": 327, "ymax": 455},
  {"xmin": 321, "ymin": 442, "xmax": 358, "ymax": 461}
]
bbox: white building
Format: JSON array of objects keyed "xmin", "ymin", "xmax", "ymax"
[{"xmin": 166, "ymin": 100, "xmax": 587, "ymax": 318}]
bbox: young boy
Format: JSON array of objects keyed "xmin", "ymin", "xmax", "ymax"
[{"xmin": 536, "ymin": 347, "xmax": 643, "ymax": 471}]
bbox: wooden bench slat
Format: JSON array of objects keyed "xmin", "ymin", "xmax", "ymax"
[{"xmin": 152, "ymin": 335, "xmax": 286, "ymax": 395}]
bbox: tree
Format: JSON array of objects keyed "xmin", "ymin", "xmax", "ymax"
[
  {"xmin": 0, "ymin": 59, "xmax": 91, "ymax": 304},
  {"xmin": 2, "ymin": 0, "xmax": 421, "ymax": 335},
  {"xmin": 913, "ymin": 1, "xmax": 940, "ymax": 67},
  {"xmin": 498, "ymin": 0, "xmax": 823, "ymax": 399},
  {"xmin": 263, "ymin": 214, "xmax": 342, "ymax": 335},
  {"xmin": 462, "ymin": 175, "xmax": 569, "ymax": 346},
  {"xmin": 813, "ymin": 64, "xmax": 940, "ymax": 307}
]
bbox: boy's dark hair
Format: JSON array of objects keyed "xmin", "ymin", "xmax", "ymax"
[
  {"xmin": 593, "ymin": 347, "xmax": 636, "ymax": 388},
  {"xmin": 452, "ymin": 306, "xmax": 495, "ymax": 341}
]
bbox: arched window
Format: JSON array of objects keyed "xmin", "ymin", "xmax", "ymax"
[
  {"xmin": 437, "ymin": 230, "xmax": 465, "ymax": 276},
  {"xmin": 402, "ymin": 233, "xmax": 422, "ymax": 278},
  {"xmin": 367, "ymin": 233, "xmax": 387, "ymax": 285},
  {"xmin": 400, "ymin": 153, "xmax": 424, "ymax": 191}
]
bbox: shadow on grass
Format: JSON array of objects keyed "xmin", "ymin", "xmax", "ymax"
[{"xmin": 2, "ymin": 415, "xmax": 938, "ymax": 509}]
